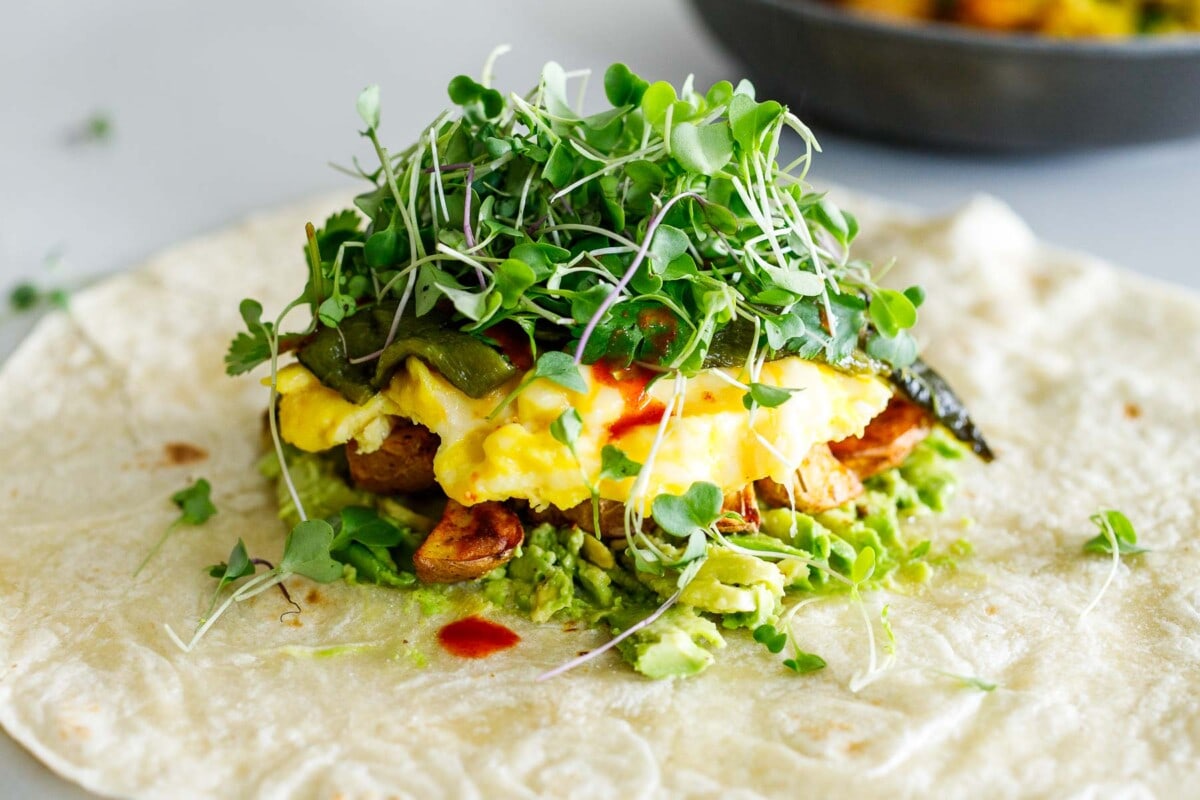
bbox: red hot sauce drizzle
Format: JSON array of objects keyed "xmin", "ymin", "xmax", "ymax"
[
  {"xmin": 593, "ymin": 361, "xmax": 669, "ymax": 440},
  {"xmin": 437, "ymin": 616, "xmax": 521, "ymax": 659}
]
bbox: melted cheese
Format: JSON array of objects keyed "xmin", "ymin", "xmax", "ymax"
[{"xmin": 276, "ymin": 357, "xmax": 891, "ymax": 512}]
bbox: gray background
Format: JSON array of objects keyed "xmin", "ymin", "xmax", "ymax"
[{"xmin": 0, "ymin": 0, "xmax": 1197, "ymax": 796}]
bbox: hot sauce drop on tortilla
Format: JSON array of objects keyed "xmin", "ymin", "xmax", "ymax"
[{"xmin": 438, "ymin": 616, "xmax": 521, "ymax": 658}]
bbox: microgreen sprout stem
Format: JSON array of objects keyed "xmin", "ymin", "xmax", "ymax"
[{"xmin": 535, "ymin": 589, "xmax": 682, "ymax": 681}]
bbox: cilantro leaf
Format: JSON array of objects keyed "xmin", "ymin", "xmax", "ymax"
[{"xmin": 225, "ymin": 299, "xmax": 274, "ymax": 376}]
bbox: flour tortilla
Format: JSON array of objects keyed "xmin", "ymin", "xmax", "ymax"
[{"xmin": 0, "ymin": 192, "xmax": 1197, "ymax": 800}]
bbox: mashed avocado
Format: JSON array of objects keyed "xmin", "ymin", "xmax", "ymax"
[{"xmin": 263, "ymin": 429, "xmax": 967, "ymax": 678}]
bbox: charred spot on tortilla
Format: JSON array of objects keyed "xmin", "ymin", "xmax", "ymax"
[{"xmin": 163, "ymin": 442, "xmax": 209, "ymax": 466}]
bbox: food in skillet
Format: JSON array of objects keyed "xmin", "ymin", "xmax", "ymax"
[
  {"xmin": 203, "ymin": 56, "xmax": 992, "ymax": 679},
  {"xmin": 837, "ymin": 0, "xmax": 1200, "ymax": 35}
]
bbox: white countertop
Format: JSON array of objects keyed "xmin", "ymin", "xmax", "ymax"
[{"xmin": 0, "ymin": 0, "xmax": 1197, "ymax": 795}]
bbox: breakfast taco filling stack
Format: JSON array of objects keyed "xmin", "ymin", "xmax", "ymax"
[{"xmin": 217, "ymin": 57, "xmax": 991, "ymax": 678}]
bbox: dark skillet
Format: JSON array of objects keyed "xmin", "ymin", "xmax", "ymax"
[{"xmin": 689, "ymin": 0, "xmax": 1200, "ymax": 150}]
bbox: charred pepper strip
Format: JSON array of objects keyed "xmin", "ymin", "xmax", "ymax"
[{"xmin": 890, "ymin": 359, "xmax": 994, "ymax": 461}]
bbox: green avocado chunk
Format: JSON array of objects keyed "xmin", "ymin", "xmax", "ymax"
[
  {"xmin": 680, "ymin": 549, "xmax": 785, "ymax": 630},
  {"xmin": 614, "ymin": 606, "xmax": 725, "ymax": 679}
]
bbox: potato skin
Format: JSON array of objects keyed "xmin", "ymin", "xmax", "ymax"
[
  {"xmin": 716, "ymin": 485, "xmax": 761, "ymax": 533},
  {"xmin": 346, "ymin": 419, "xmax": 439, "ymax": 494},
  {"xmin": 756, "ymin": 443, "xmax": 864, "ymax": 514},
  {"xmin": 414, "ymin": 500, "xmax": 524, "ymax": 583},
  {"xmin": 830, "ymin": 397, "xmax": 931, "ymax": 480}
]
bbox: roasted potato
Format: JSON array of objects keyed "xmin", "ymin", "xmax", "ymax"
[
  {"xmin": 756, "ymin": 443, "xmax": 865, "ymax": 514},
  {"xmin": 414, "ymin": 500, "xmax": 524, "ymax": 583},
  {"xmin": 830, "ymin": 397, "xmax": 931, "ymax": 480},
  {"xmin": 716, "ymin": 485, "xmax": 761, "ymax": 533},
  {"xmin": 526, "ymin": 499, "xmax": 629, "ymax": 538},
  {"xmin": 346, "ymin": 418, "xmax": 439, "ymax": 494}
]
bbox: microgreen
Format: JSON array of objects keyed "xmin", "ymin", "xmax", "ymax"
[
  {"xmin": 84, "ymin": 113, "xmax": 113, "ymax": 142},
  {"xmin": 942, "ymin": 672, "xmax": 997, "ymax": 692},
  {"xmin": 1079, "ymin": 509, "xmax": 1145, "ymax": 622},
  {"xmin": 6, "ymin": 282, "xmax": 69, "ymax": 315},
  {"xmin": 851, "ymin": 546, "xmax": 876, "ymax": 585},
  {"xmin": 757, "ymin": 600, "xmax": 829, "ymax": 676},
  {"xmin": 741, "ymin": 382, "xmax": 798, "ymax": 411},
  {"xmin": 8, "ymin": 283, "xmax": 38, "ymax": 311},
  {"xmin": 651, "ymin": 482, "xmax": 724, "ymax": 537},
  {"xmin": 1082, "ymin": 509, "xmax": 1147, "ymax": 555},
  {"xmin": 490, "ymin": 351, "xmax": 587, "ymax": 419},
  {"xmin": 166, "ymin": 517, "xmax": 345, "ymax": 652},
  {"xmin": 597, "ymin": 445, "xmax": 642, "ymax": 482},
  {"xmin": 753, "ymin": 623, "xmax": 788, "ymax": 653},
  {"xmin": 330, "ymin": 506, "xmax": 406, "ymax": 551},
  {"xmin": 783, "ymin": 652, "xmax": 826, "ymax": 674},
  {"xmin": 134, "ymin": 478, "xmax": 217, "ymax": 577},
  {"xmin": 550, "ymin": 407, "xmax": 584, "ymax": 451},
  {"xmin": 202, "ymin": 539, "xmax": 255, "ymax": 620},
  {"xmin": 356, "ymin": 85, "xmax": 381, "ymax": 131},
  {"xmin": 868, "ymin": 289, "xmax": 918, "ymax": 338},
  {"xmin": 66, "ymin": 111, "xmax": 113, "ymax": 145},
  {"xmin": 229, "ymin": 57, "xmax": 931, "ymax": 404}
]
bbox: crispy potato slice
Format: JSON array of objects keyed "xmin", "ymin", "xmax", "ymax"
[
  {"xmin": 346, "ymin": 418, "xmax": 440, "ymax": 494},
  {"xmin": 716, "ymin": 485, "xmax": 761, "ymax": 533},
  {"xmin": 414, "ymin": 500, "xmax": 524, "ymax": 583},
  {"xmin": 756, "ymin": 443, "xmax": 865, "ymax": 514},
  {"xmin": 830, "ymin": 397, "xmax": 931, "ymax": 480}
]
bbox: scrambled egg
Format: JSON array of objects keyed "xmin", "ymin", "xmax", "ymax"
[{"xmin": 276, "ymin": 356, "xmax": 890, "ymax": 512}]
